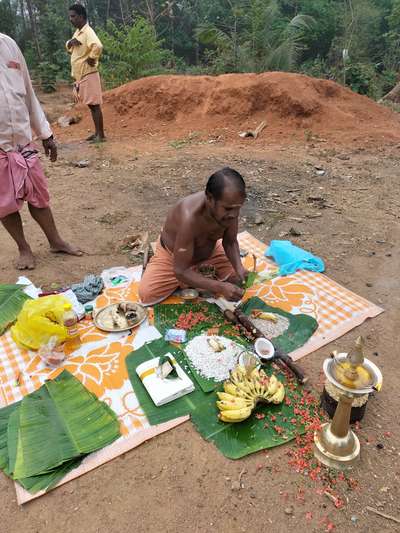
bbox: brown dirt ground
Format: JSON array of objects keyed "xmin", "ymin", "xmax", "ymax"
[{"xmin": 1, "ymin": 75, "xmax": 399, "ymax": 533}]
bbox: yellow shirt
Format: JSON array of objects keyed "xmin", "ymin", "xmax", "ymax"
[{"xmin": 66, "ymin": 23, "xmax": 103, "ymax": 82}]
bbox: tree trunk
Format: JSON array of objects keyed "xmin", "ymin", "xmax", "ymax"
[
  {"xmin": 380, "ymin": 82, "xmax": 400, "ymax": 104},
  {"xmin": 106, "ymin": 0, "xmax": 111, "ymax": 23},
  {"xmin": 119, "ymin": 0, "xmax": 125, "ymax": 24},
  {"xmin": 19, "ymin": 0, "xmax": 26, "ymax": 34},
  {"xmin": 25, "ymin": 0, "xmax": 42, "ymax": 60}
]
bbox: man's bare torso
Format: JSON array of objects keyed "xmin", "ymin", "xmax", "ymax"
[{"xmin": 161, "ymin": 191, "xmax": 228, "ymax": 264}]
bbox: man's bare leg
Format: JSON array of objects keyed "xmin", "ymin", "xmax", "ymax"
[
  {"xmin": 1, "ymin": 211, "xmax": 36, "ymax": 269},
  {"xmin": 88, "ymin": 104, "xmax": 105, "ymax": 141},
  {"xmin": 28, "ymin": 204, "xmax": 82, "ymax": 256}
]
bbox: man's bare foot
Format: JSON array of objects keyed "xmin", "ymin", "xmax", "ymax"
[
  {"xmin": 17, "ymin": 248, "xmax": 36, "ymax": 270},
  {"xmin": 86, "ymin": 133, "xmax": 97, "ymax": 141},
  {"xmin": 89, "ymin": 135, "xmax": 106, "ymax": 143},
  {"xmin": 50, "ymin": 241, "xmax": 83, "ymax": 256}
]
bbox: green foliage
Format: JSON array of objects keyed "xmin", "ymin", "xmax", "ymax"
[
  {"xmin": 0, "ymin": 0, "xmax": 17, "ymax": 38},
  {"xmin": 196, "ymin": 1, "xmax": 315, "ymax": 74},
  {"xmin": 98, "ymin": 17, "xmax": 169, "ymax": 88},
  {"xmin": 7, "ymin": 0, "xmax": 400, "ymax": 100},
  {"xmin": 36, "ymin": 61, "xmax": 59, "ymax": 92},
  {"xmin": 345, "ymin": 62, "xmax": 380, "ymax": 97}
]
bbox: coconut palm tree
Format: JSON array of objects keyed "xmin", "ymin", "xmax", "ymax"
[{"xmin": 196, "ymin": 0, "xmax": 314, "ymax": 73}]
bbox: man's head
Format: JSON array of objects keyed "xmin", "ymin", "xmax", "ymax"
[
  {"xmin": 69, "ymin": 3, "xmax": 87, "ymax": 28},
  {"xmin": 205, "ymin": 167, "xmax": 246, "ymax": 227}
]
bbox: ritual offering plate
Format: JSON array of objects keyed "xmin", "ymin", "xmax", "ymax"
[{"xmin": 94, "ymin": 301, "xmax": 147, "ymax": 332}]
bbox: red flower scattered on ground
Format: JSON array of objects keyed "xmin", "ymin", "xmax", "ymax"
[{"xmin": 255, "ymin": 412, "xmax": 266, "ymax": 420}]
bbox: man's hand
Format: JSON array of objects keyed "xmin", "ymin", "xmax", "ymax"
[
  {"xmin": 86, "ymin": 57, "xmax": 96, "ymax": 67},
  {"xmin": 42, "ymin": 136, "xmax": 57, "ymax": 162},
  {"xmin": 218, "ymin": 282, "xmax": 244, "ymax": 302},
  {"xmin": 237, "ymin": 266, "xmax": 249, "ymax": 284},
  {"xmin": 67, "ymin": 38, "xmax": 81, "ymax": 48}
]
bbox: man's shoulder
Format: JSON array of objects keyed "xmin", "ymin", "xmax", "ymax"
[
  {"xmin": 0, "ymin": 33, "xmax": 22, "ymax": 59},
  {"xmin": 0, "ymin": 33, "xmax": 18, "ymax": 48},
  {"xmin": 84, "ymin": 24, "xmax": 101, "ymax": 40}
]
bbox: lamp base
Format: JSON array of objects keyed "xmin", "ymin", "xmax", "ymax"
[{"xmin": 314, "ymin": 422, "xmax": 360, "ymax": 470}]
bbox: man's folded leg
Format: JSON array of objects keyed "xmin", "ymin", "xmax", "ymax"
[
  {"xmin": 138, "ymin": 242, "xmax": 180, "ymax": 306},
  {"xmin": 201, "ymin": 240, "xmax": 236, "ymax": 282}
]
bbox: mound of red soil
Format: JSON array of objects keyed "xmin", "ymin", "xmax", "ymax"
[{"xmin": 61, "ymin": 72, "xmax": 400, "ymax": 144}]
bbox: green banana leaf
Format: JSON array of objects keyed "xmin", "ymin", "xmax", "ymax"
[
  {"xmin": 125, "ymin": 338, "xmax": 209, "ymax": 426},
  {"xmin": 17, "ymin": 458, "xmax": 84, "ymax": 493},
  {"xmin": 126, "ymin": 340, "xmax": 315, "ymax": 459},
  {"xmin": 240, "ymin": 296, "xmax": 319, "ymax": 354},
  {"xmin": 191, "ymin": 364, "xmax": 322, "ymax": 460},
  {"xmin": 10, "ymin": 371, "xmax": 120, "ymax": 480},
  {"xmin": 154, "ymin": 302, "xmax": 250, "ymax": 393},
  {"xmin": 0, "ymin": 371, "xmax": 121, "ymax": 493},
  {"xmin": 154, "ymin": 298, "xmax": 317, "ymax": 391},
  {"xmin": 154, "ymin": 301, "xmax": 232, "ymax": 342},
  {"xmin": 0, "ymin": 402, "xmax": 20, "ymax": 475},
  {"xmin": 3, "ymin": 406, "xmax": 83, "ymax": 493},
  {"xmin": 0, "ymin": 284, "xmax": 31, "ymax": 335},
  {"xmin": 190, "ymin": 368, "xmax": 310, "ymax": 460}
]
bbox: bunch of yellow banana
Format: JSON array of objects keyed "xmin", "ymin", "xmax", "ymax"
[{"xmin": 217, "ymin": 365, "xmax": 285, "ymax": 423}]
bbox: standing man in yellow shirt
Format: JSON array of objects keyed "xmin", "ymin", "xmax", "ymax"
[{"xmin": 66, "ymin": 4, "xmax": 105, "ymax": 142}]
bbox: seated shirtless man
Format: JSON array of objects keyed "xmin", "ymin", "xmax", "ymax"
[{"xmin": 139, "ymin": 167, "xmax": 248, "ymax": 305}]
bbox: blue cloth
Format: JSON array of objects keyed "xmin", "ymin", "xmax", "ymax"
[
  {"xmin": 265, "ymin": 240, "xmax": 325, "ymax": 276},
  {"xmin": 71, "ymin": 274, "xmax": 104, "ymax": 304}
]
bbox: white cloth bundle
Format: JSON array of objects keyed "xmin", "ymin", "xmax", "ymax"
[{"xmin": 136, "ymin": 354, "xmax": 194, "ymax": 406}]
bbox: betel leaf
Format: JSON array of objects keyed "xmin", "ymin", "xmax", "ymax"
[
  {"xmin": 243, "ymin": 271, "xmax": 258, "ymax": 289},
  {"xmin": 0, "ymin": 284, "xmax": 31, "ymax": 335},
  {"xmin": 158, "ymin": 354, "xmax": 179, "ymax": 380}
]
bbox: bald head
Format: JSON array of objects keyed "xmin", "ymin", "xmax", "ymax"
[
  {"xmin": 205, "ymin": 167, "xmax": 246, "ymax": 201},
  {"xmin": 205, "ymin": 167, "xmax": 246, "ymax": 227}
]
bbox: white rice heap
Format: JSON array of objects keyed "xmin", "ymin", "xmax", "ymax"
[
  {"xmin": 251, "ymin": 314, "xmax": 290, "ymax": 339},
  {"xmin": 185, "ymin": 335, "xmax": 243, "ymax": 381}
]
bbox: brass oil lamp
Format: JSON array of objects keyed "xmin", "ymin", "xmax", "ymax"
[{"xmin": 314, "ymin": 337, "xmax": 382, "ymax": 470}]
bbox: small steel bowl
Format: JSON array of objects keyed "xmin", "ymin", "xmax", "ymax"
[{"xmin": 180, "ymin": 288, "xmax": 199, "ymax": 300}]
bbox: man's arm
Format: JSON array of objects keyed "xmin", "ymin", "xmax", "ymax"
[
  {"xmin": 173, "ymin": 223, "xmax": 243, "ymax": 300},
  {"xmin": 15, "ymin": 42, "xmax": 52, "ymax": 142},
  {"xmin": 66, "ymin": 38, "xmax": 81, "ymax": 52},
  {"xmin": 86, "ymin": 28, "xmax": 103, "ymax": 66},
  {"xmin": 13, "ymin": 40, "xmax": 57, "ymax": 160},
  {"xmin": 222, "ymin": 220, "xmax": 247, "ymax": 282}
]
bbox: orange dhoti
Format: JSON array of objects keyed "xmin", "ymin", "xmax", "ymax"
[{"xmin": 138, "ymin": 239, "xmax": 235, "ymax": 306}]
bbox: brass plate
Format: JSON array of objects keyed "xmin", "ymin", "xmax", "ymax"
[{"xmin": 94, "ymin": 302, "xmax": 147, "ymax": 332}]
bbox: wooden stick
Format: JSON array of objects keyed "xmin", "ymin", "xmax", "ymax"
[
  {"xmin": 253, "ymin": 120, "xmax": 267, "ymax": 139},
  {"xmin": 366, "ymin": 506, "xmax": 400, "ymax": 524},
  {"xmin": 252, "ymin": 253, "xmax": 257, "ymax": 273}
]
